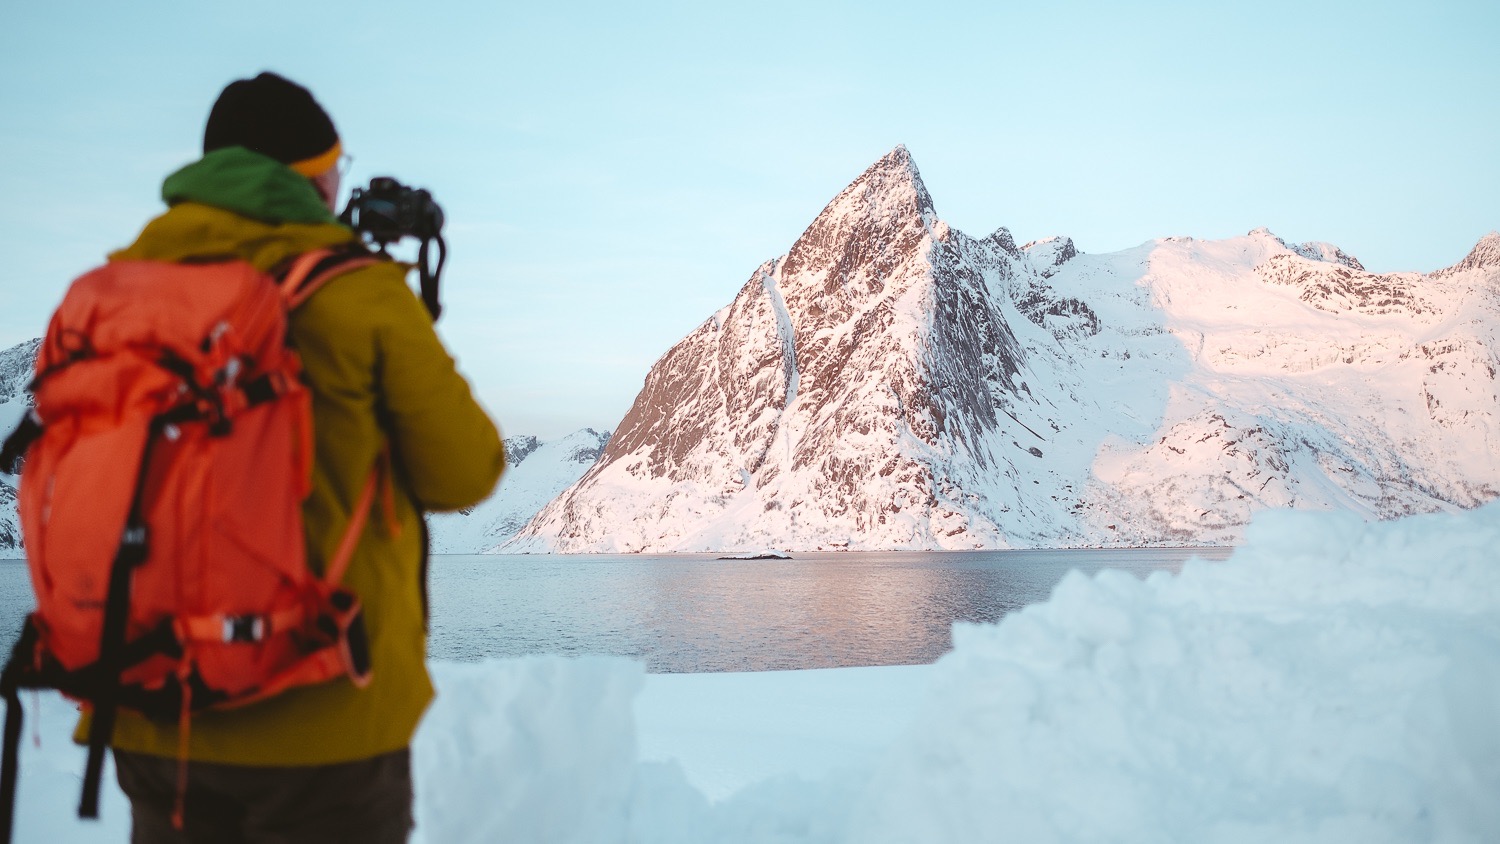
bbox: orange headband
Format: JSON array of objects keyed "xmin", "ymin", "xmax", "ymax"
[{"xmin": 289, "ymin": 140, "xmax": 343, "ymax": 177}]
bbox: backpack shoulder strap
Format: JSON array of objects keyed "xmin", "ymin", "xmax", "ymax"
[
  {"xmin": 275, "ymin": 250, "xmax": 404, "ymax": 582},
  {"xmin": 325, "ymin": 446, "xmax": 399, "ymax": 586},
  {"xmin": 276, "ymin": 246, "xmax": 385, "ymax": 311}
]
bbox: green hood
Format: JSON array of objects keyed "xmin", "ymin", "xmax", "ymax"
[
  {"xmin": 112, "ymin": 147, "xmax": 357, "ymax": 271},
  {"xmin": 162, "ymin": 146, "xmax": 339, "ymax": 225}
]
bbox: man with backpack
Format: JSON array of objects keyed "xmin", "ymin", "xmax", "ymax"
[{"xmin": 2, "ymin": 72, "xmax": 505, "ymax": 842}]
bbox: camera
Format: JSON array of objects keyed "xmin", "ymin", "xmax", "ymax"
[
  {"xmin": 341, "ymin": 177, "xmax": 444, "ymax": 246},
  {"xmin": 340, "ymin": 177, "xmax": 448, "ymax": 321}
]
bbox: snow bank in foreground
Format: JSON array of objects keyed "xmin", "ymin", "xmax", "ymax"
[
  {"xmin": 14, "ymin": 503, "xmax": 1500, "ymax": 842},
  {"xmin": 416, "ymin": 503, "xmax": 1500, "ymax": 842},
  {"xmin": 415, "ymin": 657, "xmax": 644, "ymax": 843},
  {"xmin": 847, "ymin": 505, "xmax": 1500, "ymax": 844}
]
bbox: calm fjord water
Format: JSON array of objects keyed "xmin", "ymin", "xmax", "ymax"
[
  {"xmin": 422, "ymin": 548, "xmax": 1228, "ymax": 672},
  {"xmin": 0, "ymin": 548, "xmax": 1229, "ymax": 673}
]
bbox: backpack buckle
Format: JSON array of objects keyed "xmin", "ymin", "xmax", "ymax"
[{"xmin": 222, "ymin": 615, "xmax": 265, "ymax": 643}]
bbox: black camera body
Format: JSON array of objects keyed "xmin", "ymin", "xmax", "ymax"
[
  {"xmin": 340, "ymin": 177, "xmax": 445, "ymax": 246},
  {"xmin": 340, "ymin": 177, "xmax": 448, "ymax": 321}
]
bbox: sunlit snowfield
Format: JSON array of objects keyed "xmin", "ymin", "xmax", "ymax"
[{"xmin": 6, "ymin": 505, "xmax": 1499, "ymax": 842}]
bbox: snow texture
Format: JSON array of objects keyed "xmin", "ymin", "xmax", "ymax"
[
  {"xmin": 512, "ymin": 147, "xmax": 1500, "ymax": 552},
  {"xmin": 11, "ymin": 502, "xmax": 1500, "ymax": 842}
]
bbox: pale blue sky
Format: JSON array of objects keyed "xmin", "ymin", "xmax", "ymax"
[{"xmin": 2, "ymin": 1, "xmax": 1495, "ymax": 437}]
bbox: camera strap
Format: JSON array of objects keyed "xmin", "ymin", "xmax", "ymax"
[{"xmin": 416, "ymin": 234, "xmax": 446, "ymax": 322}]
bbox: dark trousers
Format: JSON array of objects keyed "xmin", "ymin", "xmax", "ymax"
[{"xmin": 113, "ymin": 748, "xmax": 413, "ymax": 844}]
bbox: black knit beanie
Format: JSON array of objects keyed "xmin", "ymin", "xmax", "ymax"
[{"xmin": 203, "ymin": 72, "xmax": 341, "ymax": 176}]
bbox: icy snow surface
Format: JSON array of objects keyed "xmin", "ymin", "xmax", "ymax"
[{"xmin": 14, "ymin": 502, "xmax": 1499, "ymax": 842}]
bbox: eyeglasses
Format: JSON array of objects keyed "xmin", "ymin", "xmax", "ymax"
[{"xmin": 337, "ymin": 153, "xmax": 355, "ymax": 176}]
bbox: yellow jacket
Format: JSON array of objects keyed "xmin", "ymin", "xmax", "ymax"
[{"xmin": 90, "ymin": 151, "xmax": 504, "ymax": 764}]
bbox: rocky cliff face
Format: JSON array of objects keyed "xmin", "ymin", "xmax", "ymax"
[
  {"xmin": 510, "ymin": 147, "xmax": 1500, "ymax": 552},
  {"xmin": 0, "ymin": 340, "xmax": 39, "ymax": 404},
  {"xmin": 0, "ymin": 339, "xmax": 38, "ymax": 553}
]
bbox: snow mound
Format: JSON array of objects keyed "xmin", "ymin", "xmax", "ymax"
[
  {"xmin": 441, "ymin": 503, "xmax": 1500, "ymax": 841},
  {"xmin": 415, "ymin": 657, "xmax": 645, "ymax": 844},
  {"xmin": 848, "ymin": 503, "xmax": 1500, "ymax": 842}
]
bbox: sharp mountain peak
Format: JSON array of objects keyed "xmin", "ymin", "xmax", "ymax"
[
  {"xmin": 778, "ymin": 146, "xmax": 940, "ymax": 283},
  {"xmin": 832, "ymin": 145, "xmax": 934, "ymax": 218}
]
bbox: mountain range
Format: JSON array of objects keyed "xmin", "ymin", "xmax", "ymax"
[
  {"xmin": 3, "ymin": 147, "xmax": 1497, "ymax": 554},
  {"xmin": 507, "ymin": 146, "xmax": 1500, "ymax": 552}
]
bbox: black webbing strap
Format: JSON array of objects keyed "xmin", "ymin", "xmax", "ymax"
[
  {"xmin": 418, "ymin": 516, "xmax": 431, "ymax": 633},
  {"xmin": 25, "ymin": 622, "xmax": 179, "ymax": 707},
  {"xmin": 416, "ymin": 234, "xmax": 446, "ymax": 322},
  {"xmin": 77, "ymin": 525, "xmax": 147, "ymax": 819},
  {"xmin": 1, "ymin": 686, "xmax": 21, "ymax": 844},
  {"xmin": 78, "ymin": 419, "xmax": 164, "ymax": 820},
  {"xmin": 0, "ymin": 618, "xmax": 39, "ymax": 844},
  {"xmin": 241, "ymin": 374, "xmax": 279, "ymax": 407},
  {"xmin": 300, "ymin": 248, "xmax": 364, "ymax": 287},
  {"xmin": 0, "ymin": 618, "xmax": 183, "ymax": 840},
  {"xmin": 0, "ymin": 412, "xmax": 42, "ymax": 474}
]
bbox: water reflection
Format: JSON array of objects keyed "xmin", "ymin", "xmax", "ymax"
[
  {"xmin": 0, "ymin": 550, "xmax": 1230, "ymax": 673},
  {"xmin": 424, "ymin": 548, "xmax": 1229, "ymax": 673}
]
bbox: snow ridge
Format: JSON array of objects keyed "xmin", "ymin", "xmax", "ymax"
[
  {"xmin": 1437, "ymin": 230, "xmax": 1500, "ymax": 277},
  {"xmin": 1021, "ymin": 236, "xmax": 1078, "ymax": 277},
  {"xmin": 427, "ymin": 427, "xmax": 612, "ymax": 553}
]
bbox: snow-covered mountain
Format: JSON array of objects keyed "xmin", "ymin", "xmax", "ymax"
[
  {"xmin": 510, "ymin": 146, "xmax": 1500, "ymax": 552},
  {"xmin": 0, "ymin": 339, "xmax": 38, "ymax": 552},
  {"xmin": 427, "ymin": 428, "xmax": 611, "ymax": 553}
]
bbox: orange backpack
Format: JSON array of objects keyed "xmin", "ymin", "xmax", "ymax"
[{"xmin": 0, "ymin": 247, "xmax": 384, "ymax": 837}]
